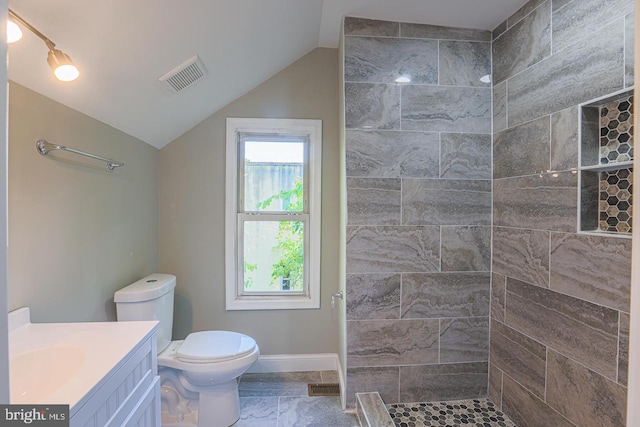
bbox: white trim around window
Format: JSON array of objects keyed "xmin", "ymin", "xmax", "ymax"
[{"xmin": 225, "ymin": 118, "xmax": 322, "ymax": 310}]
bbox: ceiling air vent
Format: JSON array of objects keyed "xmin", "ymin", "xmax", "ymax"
[{"xmin": 159, "ymin": 55, "xmax": 207, "ymax": 93}]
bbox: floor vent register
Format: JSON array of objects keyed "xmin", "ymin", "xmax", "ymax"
[{"xmin": 307, "ymin": 383, "xmax": 340, "ymax": 396}]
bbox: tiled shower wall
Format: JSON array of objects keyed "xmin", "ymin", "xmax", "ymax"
[
  {"xmin": 490, "ymin": 0, "xmax": 633, "ymax": 425},
  {"xmin": 343, "ymin": 17, "xmax": 493, "ymax": 407}
]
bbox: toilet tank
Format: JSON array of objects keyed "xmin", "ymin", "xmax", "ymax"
[{"xmin": 114, "ymin": 273, "xmax": 176, "ymax": 354}]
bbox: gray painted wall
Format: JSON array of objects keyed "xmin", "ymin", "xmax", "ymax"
[
  {"xmin": 490, "ymin": 0, "xmax": 633, "ymax": 425},
  {"xmin": 342, "ymin": 17, "xmax": 493, "ymax": 407},
  {"xmin": 7, "ymin": 82, "xmax": 159, "ymax": 322},
  {"xmin": 158, "ymin": 47, "xmax": 341, "ymax": 355}
]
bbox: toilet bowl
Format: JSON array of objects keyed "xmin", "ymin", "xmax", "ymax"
[
  {"xmin": 158, "ymin": 331, "xmax": 259, "ymax": 427},
  {"xmin": 114, "ymin": 274, "xmax": 260, "ymax": 427}
]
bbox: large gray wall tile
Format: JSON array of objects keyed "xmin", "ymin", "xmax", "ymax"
[
  {"xmin": 552, "ymin": 0, "xmax": 572, "ymax": 12},
  {"xmin": 344, "ymin": 17, "xmax": 399, "ymax": 37},
  {"xmin": 493, "ymin": 115, "xmax": 551, "ymax": 179},
  {"xmin": 546, "ymin": 350, "xmax": 627, "ymax": 427},
  {"xmin": 403, "ymin": 179, "xmax": 491, "ymax": 225},
  {"xmin": 492, "ymin": 227, "xmax": 550, "ymax": 288},
  {"xmin": 439, "ymin": 41, "xmax": 491, "ymax": 87},
  {"xmin": 505, "ymin": 278, "xmax": 619, "ymax": 380},
  {"xmin": 347, "ymin": 366, "xmax": 400, "ymax": 408},
  {"xmin": 502, "ymin": 375, "xmax": 575, "ymax": 427},
  {"xmin": 401, "ymin": 86, "xmax": 491, "ymax": 133},
  {"xmin": 441, "ymin": 226, "xmax": 491, "ymax": 271},
  {"xmin": 493, "ymin": 81, "xmax": 507, "ymax": 133},
  {"xmin": 488, "ymin": 1, "xmax": 633, "ymax": 425},
  {"xmin": 551, "ymin": 106, "xmax": 579, "ymax": 172},
  {"xmin": 346, "ymin": 274, "xmax": 401, "ymax": 320},
  {"xmin": 399, "ymin": 23, "xmax": 490, "ymax": 41},
  {"xmin": 399, "ymin": 363, "xmax": 488, "ymax": 402},
  {"xmin": 342, "ymin": 11, "xmax": 505, "ymax": 410},
  {"xmin": 491, "ymin": 273, "xmax": 506, "ymax": 323},
  {"xmin": 488, "ymin": 364, "xmax": 503, "ymax": 408},
  {"xmin": 506, "ymin": 0, "xmax": 548, "ymax": 28},
  {"xmin": 493, "ymin": 1, "xmax": 551, "ymax": 83},
  {"xmin": 440, "ymin": 317, "xmax": 489, "ymax": 363},
  {"xmin": 345, "ymin": 130, "xmax": 439, "ymax": 178},
  {"xmin": 552, "ymin": 0, "xmax": 633, "ymax": 53},
  {"xmin": 579, "ymin": 171, "xmax": 600, "ymax": 231},
  {"xmin": 347, "ymin": 319, "xmax": 439, "ymax": 367},
  {"xmin": 625, "ymin": 12, "xmax": 635, "ymax": 87},
  {"xmin": 507, "ymin": 20, "xmax": 624, "ymax": 127},
  {"xmin": 490, "ymin": 320, "xmax": 546, "ymax": 399},
  {"xmin": 401, "ymin": 272, "xmax": 491, "ymax": 319},
  {"xmin": 346, "ymin": 226, "xmax": 440, "ymax": 273},
  {"xmin": 550, "ymin": 232, "xmax": 631, "ymax": 311},
  {"xmin": 493, "ymin": 172, "xmax": 577, "ymax": 232},
  {"xmin": 347, "ymin": 178, "xmax": 401, "ymax": 225},
  {"xmin": 345, "ymin": 83, "xmax": 400, "ymax": 130},
  {"xmin": 619, "ymin": 312, "xmax": 630, "ymax": 386},
  {"xmin": 345, "ymin": 37, "xmax": 438, "ymax": 84},
  {"xmin": 440, "ymin": 133, "xmax": 491, "ymax": 180},
  {"xmin": 579, "ymin": 106, "xmax": 601, "ymax": 167},
  {"xmin": 492, "ymin": 20, "xmax": 507, "ymax": 40}
]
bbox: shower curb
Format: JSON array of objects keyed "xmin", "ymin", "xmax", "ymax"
[{"xmin": 356, "ymin": 392, "xmax": 395, "ymax": 427}]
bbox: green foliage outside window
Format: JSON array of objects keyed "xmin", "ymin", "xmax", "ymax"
[
  {"xmin": 256, "ymin": 180, "xmax": 304, "ymax": 290},
  {"xmin": 243, "ymin": 261, "xmax": 257, "ymax": 289}
]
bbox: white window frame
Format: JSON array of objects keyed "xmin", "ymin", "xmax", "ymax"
[{"xmin": 225, "ymin": 118, "xmax": 322, "ymax": 310}]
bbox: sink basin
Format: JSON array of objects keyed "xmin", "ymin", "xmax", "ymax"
[
  {"xmin": 10, "ymin": 345, "xmax": 85, "ymax": 403},
  {"xmin": 8, "ymin": 307, "xmax": 158, "ymax": 417}
]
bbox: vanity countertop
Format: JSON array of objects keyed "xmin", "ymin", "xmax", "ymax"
[{"xmin": 8, "ymin": 307, "xmax": 158, "ymax": 413}]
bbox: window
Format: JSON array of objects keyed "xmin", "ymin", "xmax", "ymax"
[{"xmin": 225, "ymin": 118, "xmax": 322, "ymax": 310}]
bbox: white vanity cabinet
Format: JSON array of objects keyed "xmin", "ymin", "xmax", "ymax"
[
  {"xmin": 72, "ymin": 333, "xmax": 160, "ymax": 427},
  {"xmin": 8, "ymin": 308, "xmax": 160, "ymax": 427}
]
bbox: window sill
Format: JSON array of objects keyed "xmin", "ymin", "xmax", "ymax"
[{"xmin": 225, "ymin": 294, "xmax": 320, "ymax": 311}]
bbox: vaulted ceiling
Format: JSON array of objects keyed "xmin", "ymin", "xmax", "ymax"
[{"xmin": 7, "ymin": 0, "xmax": 527, "ymax": 148}]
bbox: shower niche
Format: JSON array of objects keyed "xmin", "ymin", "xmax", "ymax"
[{"xmin": 579, "ymin": 89, "xmax": 634, "ymax": 236}]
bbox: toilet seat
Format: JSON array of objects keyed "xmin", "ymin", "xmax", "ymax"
[{"xmin": 177, "ymin": 331, "xmax": 257, "ymax": 363}]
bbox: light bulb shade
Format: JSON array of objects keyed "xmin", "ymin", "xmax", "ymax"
[
  {"xmin": 47, "ymin": 49, "xmax": 79, "ymax": 81},
  {"xmin": 7, "ymin": 20, "xmax": 22, "ymax": 43}
]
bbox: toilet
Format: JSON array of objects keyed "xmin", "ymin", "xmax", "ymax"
[{"xmin": 114, "ymin": 274, "xmax": 259, "ymax": 427}]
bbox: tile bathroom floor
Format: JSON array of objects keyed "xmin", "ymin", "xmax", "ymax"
[
  {"xmin": 233, "ymin": 371, "xmax": 359, "ymax": 427},
  {"xmin": 388, "ymin": 399, "xmax": 516, "ymax": 427}
]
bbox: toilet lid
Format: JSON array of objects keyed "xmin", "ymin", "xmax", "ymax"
[{"xmin": 177, "ymin": 331, "xmax": 257, "ymax": 363}]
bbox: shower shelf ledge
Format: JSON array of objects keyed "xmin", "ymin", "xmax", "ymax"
[{"xmin": 580, "ymin": 161, "xmax": 633, "ymax": 172}]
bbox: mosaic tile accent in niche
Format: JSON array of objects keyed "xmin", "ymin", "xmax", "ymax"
[
  {"xmin": 599, "ymin": 168, "xmax": 633, "ymax": 233},
  {"xmin": 387, "ymin": 399, "xmax": 516, "ymax": 427},
  {"xmin": 600, "ymin": 96, "xmax": 634, "ymax": 164}
]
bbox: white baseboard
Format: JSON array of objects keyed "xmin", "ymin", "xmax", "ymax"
[{"xmin": 247, "ymin": 353, "xmax": 339, "ymax": 373}]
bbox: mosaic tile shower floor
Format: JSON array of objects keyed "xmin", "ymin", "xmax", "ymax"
[{"xmin": 387, "ymin": 399, "xmax": 516, "ymax": 427}]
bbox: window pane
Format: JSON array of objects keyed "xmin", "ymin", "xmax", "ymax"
[
  {"xmin": 243, "ymin": 220, "xmax": 305, "ymax": 292},
  {"xmin": 243, "ymin": 141, "xmax": 304, "ymax": 212}
]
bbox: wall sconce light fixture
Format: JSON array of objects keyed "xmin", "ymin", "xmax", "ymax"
[
  {"xmin": 8, "ymin": 9, "xmax": 79, "ymax": 82},
  {"xmin": 7, "ymin": 19, "xmax": 21, "ymax": 43}
]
